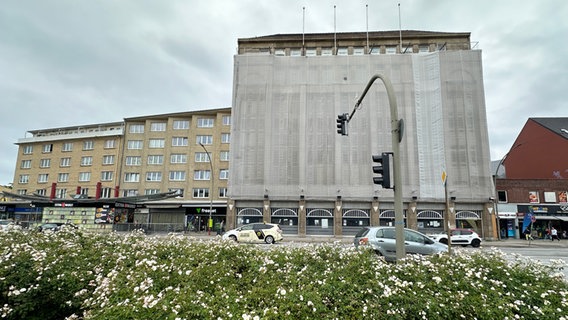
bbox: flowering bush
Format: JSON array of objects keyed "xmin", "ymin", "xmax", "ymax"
[{"xmin": 0, "ymin": 229, "xmax": 566, "ymax": 319}]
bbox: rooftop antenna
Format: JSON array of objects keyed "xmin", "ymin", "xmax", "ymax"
[
  {"xmin": 398, "ymin": 3, "xmax": 402, "ymax": 53},
  {"xmin": 366, "ymin": 4, "xmax": 369, "ymax": 52},
  {"xmin": 334, "ymin": 5, "xmax": 337, "ymax": 54}
]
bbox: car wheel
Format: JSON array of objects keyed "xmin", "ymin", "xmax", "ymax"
[
  {"xmin": 264, "ymin": 235, "xmax": 275, "ymax": 244},
  {"xmin": 229, "ymin": 235, "xmax": 237, "ymax": 242},
  {"xmin": 471, "ymin": 239, "xmax": 481, "ymax": 248},
  {"xmin": 440, "ymin": 238, "xmax": 448, "ymax": 245}
]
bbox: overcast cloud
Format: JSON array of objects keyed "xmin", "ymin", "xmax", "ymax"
[{"xmin": 1, "ymin": 0, "xmax": 567, "ymax": 184}]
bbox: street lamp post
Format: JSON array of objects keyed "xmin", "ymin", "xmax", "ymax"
[
  {"xmin": 199, "ymin": 142, "xmax": 214, "ymax": 236},
  {"xmin": 347, "ymin": 74, "xmax": 405, "ymax": 261}
]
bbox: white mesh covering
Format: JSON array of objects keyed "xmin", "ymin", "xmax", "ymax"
[{"xmin": 229, "ymin": 51, "xmax": 493, "ymax": 202}]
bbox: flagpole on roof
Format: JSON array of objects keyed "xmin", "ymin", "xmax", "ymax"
[
  {"xmin": 334, "ymin": 5, "xmax": 337, "ymax": 54},
  {"xmin": 366, "ymin": 4, "xmax": 369, "ymax": 53},
  {"xmin": 398, "ymin": 3, "xmax": 402, "ymax": 53}
]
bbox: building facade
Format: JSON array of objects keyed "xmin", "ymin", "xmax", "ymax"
[
  {"xmin": 9, "ymin": 108, "xmax": 231, "ymax": 232},
  {"xmin": 228, "ymin": 30, "xmax": 497, "ymax": 238},
  {"xmin": 495, "ymin": 118, "xmax": 568, "ymax": 239}
]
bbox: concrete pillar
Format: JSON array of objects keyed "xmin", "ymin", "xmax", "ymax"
[
  {"xmin": 334, "ymin": 197, "xmax": 342, "ymax": 236},
  {"xmin": 298, "ymin": 198, "xmax": 306, "ymax": 236}
]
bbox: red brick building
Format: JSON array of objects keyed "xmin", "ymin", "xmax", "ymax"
[{"xmin": 495, "ymin": 118, "xmax": 568, "ymax": 239}]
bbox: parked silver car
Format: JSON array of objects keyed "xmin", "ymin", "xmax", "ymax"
[{"xmin": 354, "ymin": 227, "xmax": 448, "ymax": 262}]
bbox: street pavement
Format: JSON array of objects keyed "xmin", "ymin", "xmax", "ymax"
[{"xmin": 172, "ymin": 232, "xmax": 568, "ymax": 248}]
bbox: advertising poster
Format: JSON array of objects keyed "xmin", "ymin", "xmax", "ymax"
[{"xmin": 528, "ymin": 191, "xmax": 539, "ymax": 203}]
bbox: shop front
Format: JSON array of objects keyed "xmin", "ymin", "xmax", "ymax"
[{"xmin": 517, "ymin": 204, "xmax": 568, "ymax": 239}]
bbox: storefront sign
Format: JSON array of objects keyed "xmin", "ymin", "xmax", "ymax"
[{"xmin": 497, "ymin": 212, "xmax": 517, "ymax": 219}]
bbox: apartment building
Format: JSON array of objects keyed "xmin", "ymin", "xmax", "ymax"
[
  {"xmin": 228, "ymin": 30, "xmax": 497, "ymax": 238},
  {"xmin": 9, "ymin": 108, "xmax": 231, "ymax": 231}
]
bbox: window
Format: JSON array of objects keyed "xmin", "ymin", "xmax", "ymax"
[
  {"xmin": 38, "ymin": 174, "xmax": 49, "ymax": 183},
  {"xmin": 43, "ymin": 144, "xmax": 53, "ymax": 153},
  {"xmin": 127, "ymin": 140, "xmax": 143, "ymax": 149},
  {"xmin": 497, "ymin": 190, "xmax": 507, "ymax": 203},
  {"xmin": 172, "ymin": 137, "xmax": 188, "ymax": 147},
  {"xmin": 369, "ymin": 47, "xmax": 380, "ymax": 55},
  {"xmin": 419, "ymin": 44, "xmax": 430, "ymax": 53},
  {"xmin": 19, "ymin": 175, "xmax": 29, "ymax": 184},
  {"xmin": 150, "ymin": 122, "xmax": 166, "ymax": 131},
  {"xmin": 145, "ymin": 189, "xmax": 160, "ymax": 195},
  {"xmin": 221, "ymin": 133, "xmax": 230, "ymax": 143},
  {"xmin": 79, "ymin": 172, "xmax": 91, "ymax": 182},
  {"xmin": 274, "ymin": 49, "xmax": 285, "ymax": 56},
  {"xmin": 337, "ymin": 47, "xmax": 348, "ymax": 55},
  {"xmin": 60, "ymin": 158, "xmax": 71, "ymax": 167},
  {"xmin": 290, "ymin": 49, "xmax": 301, "ymax": 57},
  {"xmin": 169, "ymin": 171, "xmax": 186, "ymax": 181},
  {"xmin": 21, "ymin": 160, "xmax": 32, "ymax": 169},
  {"xmin": 124, "ymin": 173, "xmax": 140, "ymax": 182},
  {"xmin": 40, "ymin": 159, "xmax": 51, "ymax": 168},
  {"xmin": 197, "ymin": 118, "xmax": 214, "ymax": 128},
  {"xmin": 169, "ymin": 188, "xmax": 184, "ymax": 197},
  {"xmin": 219, "ymin": 187, "xmax": 228, "ymax": 198},
  {"xmin": 353, "ymin": 47, "xmax": 365, "ymax": 55},
  {"xmin": 192, "ymin": 188, "xmax": 209, "ymax": 198},
  {"xmin": 101, "ymin": 188, "xmax": 113, "ymax": 198},
  {"xmin": 104, "ymin": 139, "xmax": 116, "ymax": 149},
  {"xmin": 305, "ymin": 48, "xmax": 316, "ymax": 56},
  {"xmin": 195, "ymin": 152, "xmax": 211, "ymax": 163},
  {"xmin": 219, "ymin": 169, "xmax": 229, "ymax": 180},
  {"xmin": 83, "ymin": 141, "xmax": 94, "ymax": 150},
  {"xmin": 170, "ymin": 154, "xmax": 187, "ymax": 164},
  {"xmin": 125, "ymin": 156, "xmax": 142, "ymax": 166},
  {"xmin": 220, "ymin": 151, "xmax": 230, "ymax": 161},
  {"xmin": 147, "ymin": 155, "xmax": 164, "ymax": 165},
  {"xmin": 62, "ymin": 142, "xmax": 73, "ymax": 152},
  {"xmin": 173, "ymin": 120, "xmax": 190, "ymax": 129},
  {"xmin": 321, "ymin": 48, "xmax": 333, "ymax": 56},
  {"xmin": 55, "ymin": 188, "xmax": 67, "ymax": 199},
  {"xmin": 80, "ymin": 156, "xmax": 93, "ymax": 166},
  {"xmin": 129, "ymin": 124, "xmax": 144, "ymax": 133},
  {"xmin": 222, "ymin": 115, "xmax": 231, "ymax": 126},
  {"xmin": 386, "ymin": 46, "xmax": 397, "ymax": 54},
  {"xmin": 23, "ymin": 145, "xmax": 33, "ymax": 154},
  {"xmin": 101, "ymin": 171, "xmax": 114, "ymax": 181},
  {"xmin": 17, "ymin": 189, "xmax": 27, "ymax": 195},
  {"xmin": 194, "ymin": 170, "xmax": 211, "ymax": 180},
  {"xmin": 58, "ymin": 173, "xmax": 69, "ymax": 182},
  {"xmin": 146, "ymin": 172, "xmax": 162, "ymax": 182},
  {"xmin": 149, "ymin": 139, "xmax": 165, "ymax": 148},
  {"xmin": 196, "ymin": 135, "xmax": 213, "ymax": 145},
  {"xmin": 35, "ymin": 189, "xmax": 46, "ymax": 196},
  {"xmin": 122, "ymin": 189, "xmax": 138, "ymax": 197},
  {"xmin": 102, "ymin": 155, "xmax": 115, "ymax": 165}
]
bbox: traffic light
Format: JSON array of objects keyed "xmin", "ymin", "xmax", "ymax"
[
  {"xmin": 372, "ymin": 153, "xmax": 392, "ymax": 189},
  {"xmin": 336, "ymin": 113, "xmax": 348, "ymax": 136}
]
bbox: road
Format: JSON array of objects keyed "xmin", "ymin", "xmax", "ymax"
[{"xmin": 478, "ymin": 246, "xmax": 568, "ymax": 281}]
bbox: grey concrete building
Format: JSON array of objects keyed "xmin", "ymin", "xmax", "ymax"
[{"xmin": 227, "ymin": 30, "xmax": 497, "ymax": 239}]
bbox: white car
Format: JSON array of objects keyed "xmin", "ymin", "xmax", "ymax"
[
  {"xmin": 222, "ymin": 223, "xmax": 283, "ymax": 244},
  {"xmin": 429, "ymin": 229, "xmax": 482, "ymax": 247}
]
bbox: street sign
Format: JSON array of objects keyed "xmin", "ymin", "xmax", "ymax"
[{"xmin": 441, "ymin": 170, "xmax": 447, "ymax": 185}]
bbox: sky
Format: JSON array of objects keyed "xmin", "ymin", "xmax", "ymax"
[{"xmin": 1, "ymin": 0, "xmax": 567, "ymax": 185}]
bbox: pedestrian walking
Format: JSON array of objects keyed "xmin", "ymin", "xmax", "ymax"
[
  {"xmin": 550, "ymin": 227, "xmax": 560, "ymax": 241},
  {"xmin": 523, "ymin": 228, "xmax": 534, "ymax": 241}
]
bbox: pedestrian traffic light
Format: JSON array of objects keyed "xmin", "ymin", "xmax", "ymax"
[
  {"xmin": 336, "ymin": 113, "xmax": 348, "ymax": 136},
  {"xmin": 372, "ymin": 153, "xmax": 392, "ymax": 189}
]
